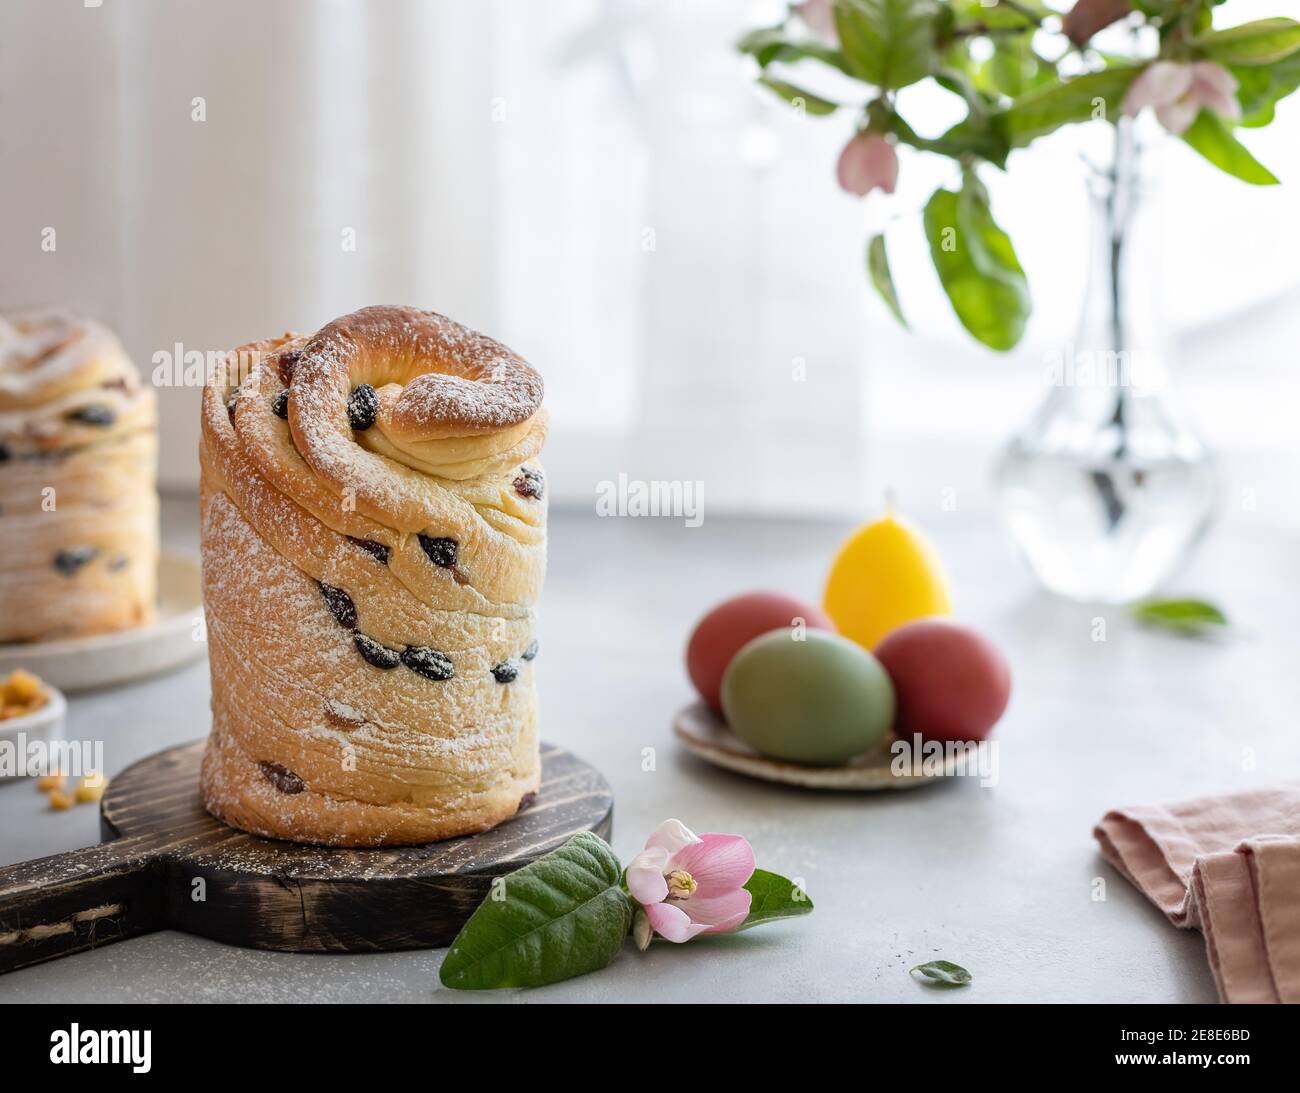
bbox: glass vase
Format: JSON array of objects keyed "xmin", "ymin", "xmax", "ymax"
[{"xmin": 994, "ymin": 125, "xmax": 1217, "ymax": 603}]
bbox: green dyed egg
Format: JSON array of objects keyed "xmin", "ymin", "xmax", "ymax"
[{"xmin": 721, "ymin": 629, "xmax": 895, "ymax": 765}]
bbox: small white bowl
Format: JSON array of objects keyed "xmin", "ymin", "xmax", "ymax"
[{"xmin": 0, "ymin": 683, "xmax": 67, "ymax": 781}]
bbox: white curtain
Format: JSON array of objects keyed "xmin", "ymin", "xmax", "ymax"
[
  {"xmin": 488, "ymin": 1, "xmax": 872, "ymax": 514},
  {"xmin": 2, "ymin": 0, "xmax": 499, "ymax": 492},
  {"xmin": 2, "ymin": 0, "xmax": 1296, "ymax": 517}
]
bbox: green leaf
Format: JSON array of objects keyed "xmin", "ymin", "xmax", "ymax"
[
  {"xmin": 756, "ymin": 76, "xmax": 840, "ymax": 116},
  {"xmin": 736, "ymin": 28, "xmax": 854, "ymax": 75},
  {"xmin": 934, "ymin": 66, "xmax": 995, "ymax": 115},
  {"xmin": 1132, "ymin": 0, "xmax": 1178, "ymax": 17},
  {"xmin": 439, "ymin": 832, "xmax": 633, "ymax": 991},
  {"xmin": 988, "ymin": 37, "xmax": 1031, "ymax": 98},
  {"xmin": 911, "ymin": 959, "xmax": 972, "ymax": 987},
  {"xmin": 736, "ymin": 27, "xmax": 797, "ymax": 66},
  {"xmin": 934, "ymin": 115, "xmax": 1011, "ymax": 168},
  {"xmin": 867, "ymin": 234, "xmax": 908, "ymax": 328},
  {"xmin": 833, "ymin": 0, "xmax": 940, "ymax": 90},
  {"xmin": 949, "ymin": 0, "xmax": 1048, "ymax": 30},
  {"xmin": 923, "ymin": 177, "xmax": 1029, "ymax": 351},
  {"xmin": 1133, "ymin": 598, "xmax": 1229, "ymax": 635},
  {"xmin": 887, "ymin": 108, "xmax": 1009, "ymax": 168},
  {"xmin": 1001, "ymin": 66, "xmax": 1141, "ymax": 147},
  {"xmin": 866, "ymin": 234, "xmax": 908, "ymax": 327},
  {"xmin": 736, "ymin": 26, "xmax": 788, "ymax": 66},
  {"xmin": 1232, "ymin": 54, "xmax": 1300, "ymax": 127},
  {"xmin": 1182, "ymin": 110, "xmax": 1279, "ymax": 184},
  {"xmin": 1195, "ymin": 18, "xmax": 1300, "ymax": 66},
  {"xmin": 736, "ymin": 869, "xmax": 815, "ymax": 931}
]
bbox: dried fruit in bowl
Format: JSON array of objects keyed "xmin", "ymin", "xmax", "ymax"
[{"xmin": 0, "ymin": 669, "xmax": 49, "ymax": 720}]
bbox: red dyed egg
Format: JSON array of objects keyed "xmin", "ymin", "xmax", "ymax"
[
  {"xmin": 686, "ymin": 591, "xmax": 835, "ymax": 711},
  {"xmin": 874, "ymin": 618, "xmax": 1011, "ymax": 742}
]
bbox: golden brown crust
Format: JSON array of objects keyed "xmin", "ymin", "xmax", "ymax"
[
  {"xmin": 301, "ymin": 305, "xmax": 543, "ymax": 438},
  {"xmin": 0, "ymin": 309, "xmax": 158, "ymax": 643},
  {"xmin": 199, "ymin": 306, "xmax": 547, "ymax": 847}
]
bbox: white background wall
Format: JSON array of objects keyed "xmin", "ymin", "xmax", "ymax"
[{"xmin": 1, "ymin": 0, "xmax": 1296, "ymax": 522}]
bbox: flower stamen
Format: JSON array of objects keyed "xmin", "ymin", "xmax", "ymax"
[{"xmin": 666, "ymin": 869, "xmax": 698, "ymax": 900}]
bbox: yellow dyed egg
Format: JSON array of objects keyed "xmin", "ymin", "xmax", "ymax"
[{"xmin": 824, "ymin": 508, "xmax": 952, "ymax": 651}]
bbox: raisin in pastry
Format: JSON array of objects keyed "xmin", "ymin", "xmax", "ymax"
[
  {"xmin": 0, "ymin": 309, "xmax": 158, "ymax": 642},
  {"xmin": 199, "ymin": 306, "xmax": 547, "ymax": 847}
]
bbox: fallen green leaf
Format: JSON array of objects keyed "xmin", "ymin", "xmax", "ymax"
[
  {"xmin": 911, "ymin": 959, "xmax": 972, "ymax": 987},
  {"xmin": 1132, "ymin": 598, "xmax": 1229, "ymax": 635},
  {"xmin": 439, "ymin": 832, "xmax": 633, "ymax": 990},
  {"xmin": 736, "ymin": 868, "xmax": 815, "ymax": 931}
]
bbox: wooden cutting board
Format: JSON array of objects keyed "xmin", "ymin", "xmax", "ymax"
[{"xmin": 0, "ymin": 739, "xmax": 613, "ymax": 974}]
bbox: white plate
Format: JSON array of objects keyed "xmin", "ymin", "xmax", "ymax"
[
  {"xmin": 0, "ymin": 553, "xmax": 205, "ymax": 693},
  {"xmin": 673, "ymin": 701, "xmax": 958, "ymax": 791},
  {"xmin": 0, "ymin": 684, "xmax": 66, "ymax": 780}
]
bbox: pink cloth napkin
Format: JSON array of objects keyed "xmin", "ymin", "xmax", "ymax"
[{"xmin": 1094, "ymin": 784, "xmax": 1300, "ymax": 1004}]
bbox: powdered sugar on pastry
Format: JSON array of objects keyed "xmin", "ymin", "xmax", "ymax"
[
  {"xmin": 199, "ymin": 306, "xmax": 546, "ymax": 847},
  {"xmin": 0, "ymin": 310, "xmax": 158, "ymax": 643}
]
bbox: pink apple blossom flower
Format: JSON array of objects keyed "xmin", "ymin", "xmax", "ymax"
[
  {"xmin": 626, "ymin": 819, "xmax": 755, "ymax": 945},
  {"xmin": 795, "ymin": 0, "xmax": 837, "ymax": 42},
  {"xmin": 1121, "ymin": 60, "xmax": 1241, "ymax": 136},
  {"xmin": 836, "ymin": 131, "xmax": 899, "ymax": 197}
]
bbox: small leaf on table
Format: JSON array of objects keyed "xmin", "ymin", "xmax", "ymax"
[
  {"xmin": 911, "ymin": 959, "xmax": 972, "ymax": 987},
  {"xmin": 1132, "ymin": 598, "xmax": 1229, "ymax": 635},
  {"xmin": 736, "ymin": 868, "xmax": 815, "ymax": 931},
  {"xmin": 439, "ymin": 831, "xmax": 632, "ymax": 990}
]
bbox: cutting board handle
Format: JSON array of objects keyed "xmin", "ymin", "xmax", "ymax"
[{"xmin": 0, "ymin": 833, "xmax": 167, "ymax": 974}]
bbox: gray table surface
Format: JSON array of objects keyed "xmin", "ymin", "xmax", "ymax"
[{"xmin": 2, "ymin": 495, "xmax": 1295, "ymax": 1004}]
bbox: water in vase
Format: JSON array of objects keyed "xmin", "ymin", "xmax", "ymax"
[{"xmin": 995, "ymin": 128, "xmax": 1217, "ymax": 603}]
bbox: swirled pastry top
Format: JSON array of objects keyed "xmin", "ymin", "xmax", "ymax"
[
  {"xmin": 286, "ymin": 305, "xmax": 544, "ymax": 484},
  {"xmin": 202, "ymin": 305, "xmax": 548, "ymax": 613},
  {"xmin": 0, "ymin": 309, "xmax": 155, "ymax": 455}
]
